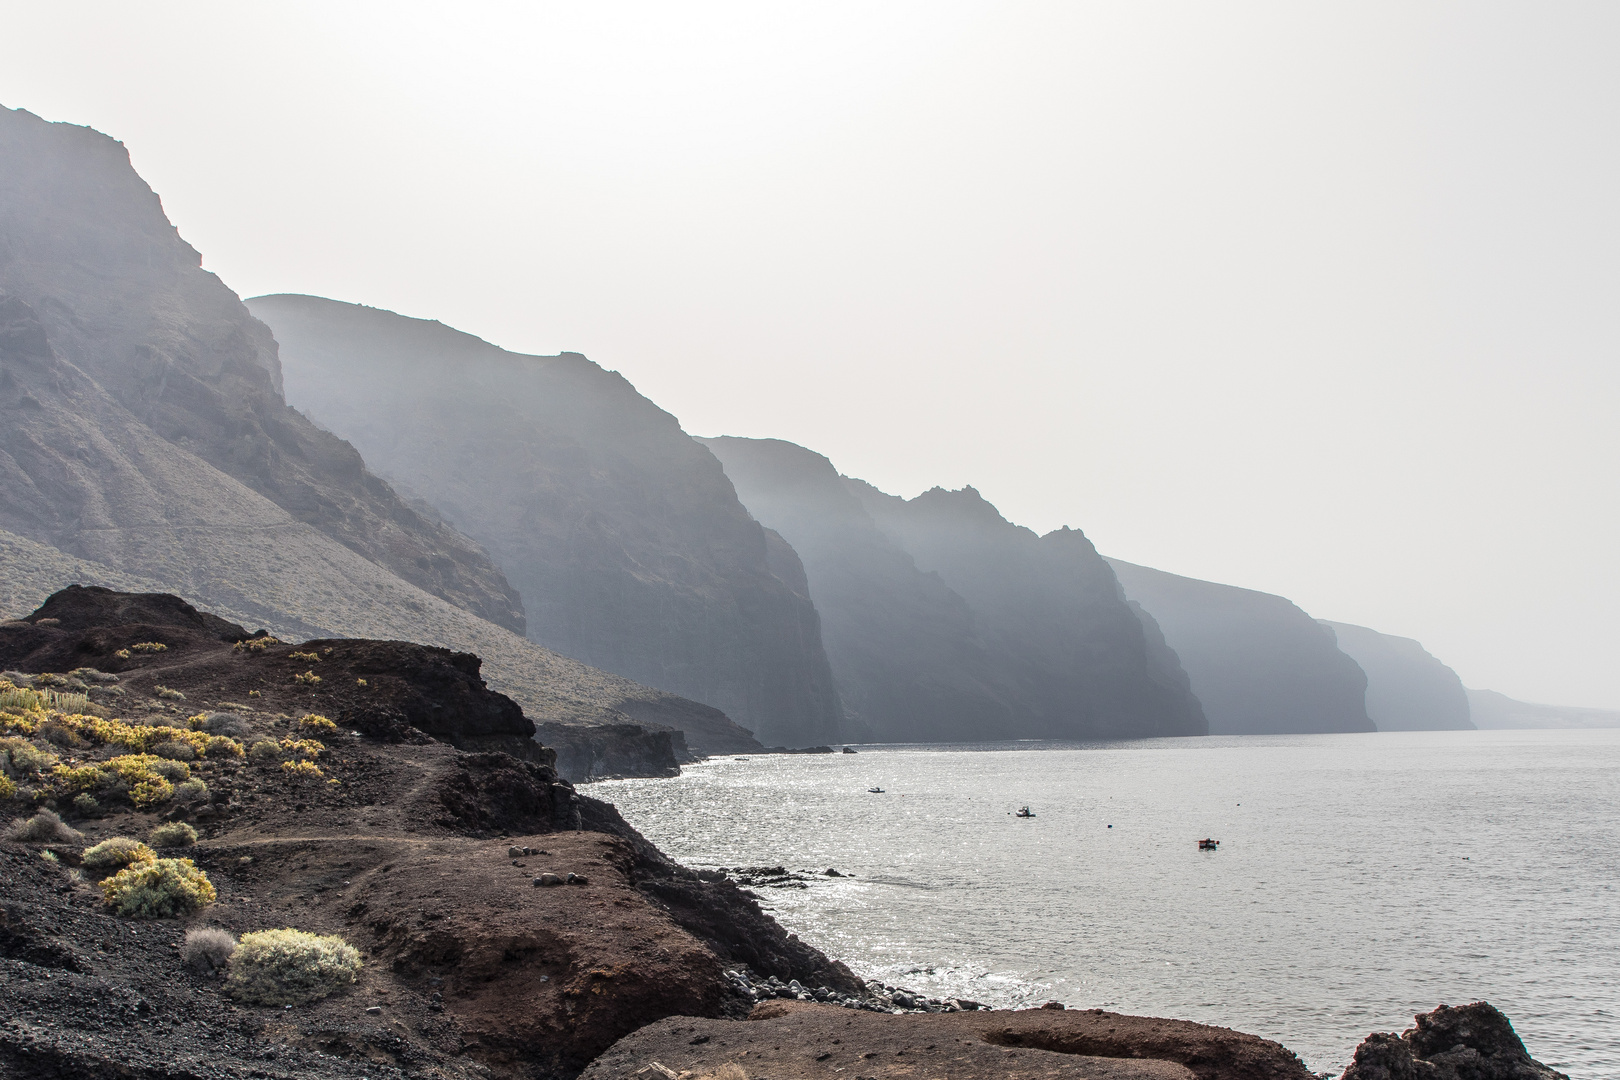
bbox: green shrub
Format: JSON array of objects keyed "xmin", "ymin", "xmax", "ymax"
[
  {"xmin": 100, "ymin": 857, "xmax": 215, "ymax": 917},
  {"xmin": 81, "ymin": 837, "xmax": 156, "ymax": 878},
  {"xmin": 72, "ymin": 792, "xmax": 101, "ymax": 817},
  {"xmin": 151, "ymin": 740, "xmax": 197, "ymax": 762},
  {"xmin": 248, "ymin": 740, "xmax": 282, "ymax": 764},
  {"xmin": 6, "ymin": 808, "xmax": 82, "ymax": 843},
  {"xmin": 183, "ymin": 926, "xmax": 237, "ymax": 972},
  {"xmin": 150, "ymin": 821, "xmax": 198, "ymax": 848},
  {"xmin": 298, "ymin": 714, "xmax": 338, "ymax": 736},
  {"xmin": 226, "ymin": 928, "xmax": 361, "ymax": 1005},
  {"xmin": 174, "ymin": 779, "xmax": 209, "ymax": 804},
  {"xmin": 0, "ymin": 737, "xmax": 57, "ymax": 777}
]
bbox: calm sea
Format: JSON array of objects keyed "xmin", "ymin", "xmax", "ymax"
[{"xmin": 593, "ymin": 730, "xmax": 1619, "ymax": 1077}]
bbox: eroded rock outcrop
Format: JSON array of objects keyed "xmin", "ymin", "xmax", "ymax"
[{"xmin": 1340, "ymin": 1002, "xmax": 1567, "ymax": 1080}]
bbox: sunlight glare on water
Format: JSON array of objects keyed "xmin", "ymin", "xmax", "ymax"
[{"xmin": 593, "ymin": 730, "xmax": 1620, "ymax": 1077}]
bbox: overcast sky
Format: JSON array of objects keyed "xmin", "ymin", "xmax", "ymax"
[{"xmin": 3, "ymin": 2, "xmax": 1617, "ymax": 707}]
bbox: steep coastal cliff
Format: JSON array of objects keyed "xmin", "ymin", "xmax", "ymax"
[
  {"xmin": 704, "ymin": 437, "xmax": 1205, "ymax": 741},
  {"xmin": 0, "ymin": 106, "xmax": 523, "ymax": 634},
  {"xmin": 248, "ymin": 295, "xmax": 843, "ymax": 748},
  {"xmin": 1322, "ymin": 621, "xmax": 1474, "ymax": 731},
  {"xmin": 1106, "ymin": 560, "xmax": 1373, "ymax": 735}
]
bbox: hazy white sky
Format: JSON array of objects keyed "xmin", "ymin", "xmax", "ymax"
[{"xmin": 3, "ymin": 2, "xmax": 1616, "ymax": 706}]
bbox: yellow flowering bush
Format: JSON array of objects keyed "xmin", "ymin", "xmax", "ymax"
[{"xmin": 298, "ymin": 714, "xmax": 337, "ymax": 735}]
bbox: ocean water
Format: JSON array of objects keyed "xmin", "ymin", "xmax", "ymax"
[{"xmin": 592, "ymin": 730, "xmax": 1620, "ymax": 1077}]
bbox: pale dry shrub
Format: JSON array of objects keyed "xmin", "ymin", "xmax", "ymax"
[
  {"xmin": 150, "ymin": 821, "xmax": 198, "ymax": 848},
  {"xmin": 0, "ymin": 737, "xmax": 57, "ymax": 777},
  {"xmin": 149, "ymin": 758, "xmax": 191, "ymax": 782},
  {"xmin": 100, "ymin": 857, "xmax": 215, "ymax": 918},
  {"xmin": 81, "ymin": 837, "xmax": 156, "ymax": 878},
  {"xmin": 151, "ymin": 740, "xmax": 197, "ymax": 762},
  {"xmin": 182, "ymin": 926, "xmax": 237, "ymax": 972},
  {"xmin": 6, "ymin": 809, "xmax": 82, "ymax": 844},
  {"xmin": 174, "ymin": 779, "xmax": 209, "ymax": 804},
  {"xmin": 226, "ymin": 928, "xmax": 362, "ymax": 1005},
  {"xmin": 248, "ymin": 740, "xmax": 282, "ymax": 764},
  {"xmin": 202, "ymin": 713, "xmax": 250, "ymax": 738},
  {"xmin": 72, "ymin": 793, "xmax": 102, "ymax": 817}
]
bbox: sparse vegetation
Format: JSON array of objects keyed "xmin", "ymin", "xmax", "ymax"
[
  {"xmin": 149, "ymin": 758, "xmax": 191, "ymax": 782},
  {"xmin": 280, "ymin": 737, "xmax": 324, "ymax": 760},
  {"xmin": 281, "ymin": 759, "xmax": 324, "ymax": 779},
  {"xmin": 197, "ymin": 712, "xmax": 250, "ymax": 737},
  {"xmin": 70, "ymin": 668, "xmax": 119, "ymax": 685},
  {"xmin": 129, "ymin": 642, "xmax": 168, "ymax": 654},
  {"xmin": 233, "ymin": 636, "xmax": 280, "ymax": 653},
  {"xmin": 149, "ymin": 821, "xmax": 198, "ymax": 848},
  {"xmin": 81, "ymin": 837, "xmax": 156, "ymax": 878},
  {"xmin": 248, "ymin": 740, "xmax": 282, "ymax": 764},
  {"xmin": 155, "ymin": 686, "xmax": 186, "ymax": 700},
  {"xmin": 51, "ymin": 753, "xmax": 182, "ymax": 809},
  {"xmin": 72, "ymin": 792, "xmax": 101, "ymax": 816},
  {"xmin": 114, "ymin": 649, "xmax": 131, "ymax": 660},
  {"xmin": 174, "ymin": 778, "xmax": 209, "ymax": 803},
  {"xmin": 293, "ymin": 671, "xmax": 321, "ymax": 686},
  {"xmin": 100, "ymin": 857, "xmax": 215, "ymax": 918},
  {"xmin": 0, "ymin": 736, "xmax": 58, "ymax": 777},
  {"xmin": 38, "ymin": 717, "xmax": 85, "ymax": 747},
  {"xmin": 288, "ymin": 651, "xmax": 320, "ymax": 663},
  {"xmin": 183, "ymin": 926, "xmax": 237, "ymax": 972},
  {"xmin": 6, "ymin": 808, "xmax": 83, "ymax": 843},
  {"xmin": 225, "ymin": 928, "xmax": 361, "ymax": 1005},
  {"xmin": 298, "ymin": 714, "xmax": 337, "ymax": 735}
]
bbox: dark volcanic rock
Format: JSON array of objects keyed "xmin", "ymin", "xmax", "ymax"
[
  {"xmin": 1107, "ymin": 558, "xmax": 1373, "ymax": 735},
  {"xmin": 247, "ymin": 293, "xmax": 845, "ymax": 748},
  {"xmin": 1322, "ymin": 621, "xmax": 1474, "ymax": 731},
  {"xmin": 0, "ymin": 590, "xmax": 851, "ymax": 1080},
  {"xmin": 703, "ymin": 437, "xmax": 1204, "ymax": 741},
  {"xmin": 580, "ymin": 999, "xmax": 1313, "ymax": 1080},
  {"xmin": 1341, "ymin": 1002, "xmax": 1567, "ymax": 1080},
  {"xmin": 0, "ymin": 105, "xmax": 524, "ymax": 633}
]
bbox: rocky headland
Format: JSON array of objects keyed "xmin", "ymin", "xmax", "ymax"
[
  {"xmin": 1321, "ymin": 622, "xmax": 1474, "ymax": 731},
  {"xmin": 1106, "ymin": 559, "xmax": 1373, "ymax": 736}
]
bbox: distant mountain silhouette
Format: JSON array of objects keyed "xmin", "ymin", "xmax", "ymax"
[
  {"xmin": 1322, "ymin": 621, "xmax": 1474, "ymax": 731},
  {"xmin": 248, "ymin": 294, "xmax": 843, "ymax": 748},
  {"xmin": 703, "ymin": 437, "xmax": 1206, "ymax": 742},
  {"xmin": 1106, "ymin": 559, "xmax": 1373, "ymax": 735},
  {"xmin": 0, "ymin": 104, "xmax": 759, "ymax": 758},
  {"xmin": 1466, "ymin": 688, "xmax": 1620, "ymax": 729}
]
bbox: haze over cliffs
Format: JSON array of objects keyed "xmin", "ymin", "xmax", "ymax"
[
  {"xmin": 247, "ymin": 294, "xmax": 843, "ymax": 748},
  {"xmin": 0, "ymin": 104, "xmax": 760, "ymax": 759},
  {"xmin": 1107, "ymin": 559, "xmax": 1373, "ymax": 735},
  {"xmin": 703, "ymin": 437, "xmax": 1206, "ymax": 742},
  {"xmin": 1323, "ymin": 621, "xmax": 1474, "ymax": 731}
]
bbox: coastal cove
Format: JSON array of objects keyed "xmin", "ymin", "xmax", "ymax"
[{"xmin": 594, "ymin": 730, "xmax": 1620, "ymax": 1078}]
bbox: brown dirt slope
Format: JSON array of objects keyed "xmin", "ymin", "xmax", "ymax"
[
  {"xmin": 578, "ymin": 999, "xmax": 1313, "ymax": 1080},
  {"xmin": 0, "ymin": 588, "xmax": 848, "ymax": 1079}
]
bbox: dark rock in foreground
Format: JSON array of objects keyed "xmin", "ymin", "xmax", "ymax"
[{"xmin": 1341, "ymin": 1002, "xmax": 1567, "ymax": 1080}]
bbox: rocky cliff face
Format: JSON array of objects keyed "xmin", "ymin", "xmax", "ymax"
[
  {"xmin": 1321, "ymin": 621, "xmax": 1474, "ymax": 731},
  {"xmin": 1106, "ymin": 560, "xmax": 1372, "ymax": 735},
  {"xmin": 0, "ymin": 105, "xmax": 760, "ymax": 764},
  {"xmin": 703, "ymin": 437, "xmax": 1205, "ymax": 741},
  {"xmin": 0, "ymin": 105, "xmax": 524, "ymax": 633},
  {"xmin": 247, "ymin": 294, "xmax": 843, "ymax": 749},
  {"xmin": 848, "ymin": 482, "xmax": 1205, "ymax": 738}
]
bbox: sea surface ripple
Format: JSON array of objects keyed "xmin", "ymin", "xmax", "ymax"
[{"xmin": 593, "ymin": 729, "xmax": 1619, "ymax": 1077}]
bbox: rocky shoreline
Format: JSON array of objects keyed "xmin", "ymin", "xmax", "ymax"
[{"xmin": 0, "ymin": 588, "xmax": 1572, "ymax": 1080}]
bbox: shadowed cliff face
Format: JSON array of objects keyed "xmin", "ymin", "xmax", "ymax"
[
  {"xmin": 848, "ymin": 482, "xmax": 1205, "ymax": 738},
  {"xmin": 704, "ymin": 437, "xmax": 1206, "ymax": 741},
  {"xmin": 248, "ymin": 294, "xmax": 844, "ymax": 748},
  {"xmin": 1106, "ymin": 559, "xmax": 1373, "ymax": 736},
  {"xmin": 0, "ymin": 105, "xmax": 524, "ymax": 633},
  {"xmin": 1322, "ymin": 621, "xmax": 1474, "ymax": 731}
]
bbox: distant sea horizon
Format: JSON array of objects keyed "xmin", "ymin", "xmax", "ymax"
[{"xmin": 595, "ymin": 729, "xmax": 1620, "ymax": 1078}]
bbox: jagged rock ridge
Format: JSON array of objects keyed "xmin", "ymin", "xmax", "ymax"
[
  {"xmin": 248, "ymin": 294, "xmax": 844, "ymax": 748},
  {"xmin": 1106, "ymin": 559, "xmax": 1373, "ymax": 735},
  {"xmin": 703, "ymin": 437, "xmax": 1205, "ymax": 742}
]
